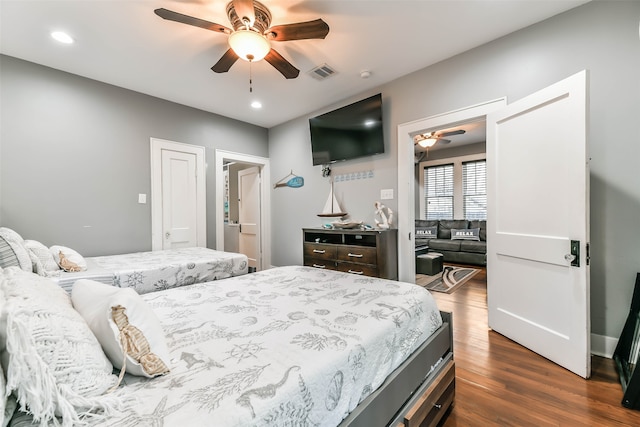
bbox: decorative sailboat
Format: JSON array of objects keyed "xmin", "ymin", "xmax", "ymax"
[{"xmin": 318, "ymin": 179, "xmax": 347, "ymax": 218}]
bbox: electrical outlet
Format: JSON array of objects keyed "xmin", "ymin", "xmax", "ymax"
[
  {"xmin": 380, "ymin": 189, "xmax": 394, "ymax": 200},
  {"xmin": 138, "ymin": 193, "xmax": 147, "ymax": 204}
]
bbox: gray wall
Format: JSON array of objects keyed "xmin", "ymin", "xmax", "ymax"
[
  {"xmin": 269, "ymin": 1, "xmax": 640, "ymax": 339},
  {"xmin": 0, "ymin": 55, "xmax": 268, "ymax": 255}
]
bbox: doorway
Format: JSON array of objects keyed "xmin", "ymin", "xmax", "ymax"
[
  {"xmin": 215, "ymin": 150, "xmax": 271, "ymax": 271},
  {"xmin": 397, "ymin": 98, "xmax": 506, "ymax": 282}
]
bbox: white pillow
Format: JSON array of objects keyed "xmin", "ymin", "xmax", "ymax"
[
  {"xmin": 0, "ymin": 231, "xmax": 31, "ymax": 273},
  {"xmin": 0, "ymin": 267, "xmax": 122, "ymax": 426},
  {"xmin": 72, "ymin": 279, "xmax": 171, "ymax": 378},
  {"xmin": 0, "ymin": 228, "xmax": 24, "ymax": 244},
  {"xmin": 23, "ymin": 240, "xmax": 60, "ymax": 275},
  {"xmin": 50, "ymin": 245, "xmax": 87, "ymax": 271}
]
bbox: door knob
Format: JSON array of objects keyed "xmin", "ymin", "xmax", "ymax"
[
  {"xmin": 165, "ymin": 232, "xmax": 171, "ymax": 239},
  {"xmin": 564, "ymin": 254, "xmax": 576, "ymax": 262}
]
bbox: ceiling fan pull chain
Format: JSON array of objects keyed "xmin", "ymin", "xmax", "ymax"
[{"xmin": 249, "ymin": 59, "xmax": 253, "ymax": 93}]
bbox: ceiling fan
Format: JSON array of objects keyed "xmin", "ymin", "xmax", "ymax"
[
  {"xmin": 414, "ymin": 129, "xmax": 466, "ymax": 148},
  {"xmin": 154, "ymin": 0, "xmax": 330, "ymax": 79}
]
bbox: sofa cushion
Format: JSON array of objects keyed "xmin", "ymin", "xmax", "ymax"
[
  {"xmin": 427, "ymin": 239, "xmax": 461, "ymax": 252},
  {"xmin": 469, "ymin": 220, "xmax": 487, "ymax": 241},
  {"xmin": 460, "ymin": 240, "xmax": 487, "ymax": 254},
  {"xmin": 438, "ymin": 220, "xmax": 469, "ymax": 239}
]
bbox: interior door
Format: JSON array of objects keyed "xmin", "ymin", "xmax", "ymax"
[
  {"xmin": 238, "ymin": 166, "xmax": 261, "ymax": 270},
  {"xmin": 161, "ymin": 149, "xmax": 198, "ymax": 249},
  {"xmin": 487, "ymin": 70, "xmax": 590, "ymax": 377}
]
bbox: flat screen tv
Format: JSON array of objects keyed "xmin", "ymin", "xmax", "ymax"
[{"xmin": 309, "ymin": 93, "xmax": 384, "ymax": 166}]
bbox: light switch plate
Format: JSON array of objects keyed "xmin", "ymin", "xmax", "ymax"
[
  {"xmin": 380, "ymin": 189, "xmax": 394, "ymax": 200},
  {"xmin": 138, "ymin": 193, "xmax": 147, "ymax": 204}
]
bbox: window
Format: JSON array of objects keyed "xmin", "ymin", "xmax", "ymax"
[
  {"xmin": 419, "ymin": 153, "xmax": 486, "ymax": 220},
  {"xmin": 424, "ymin": 164, "xmax": 454, "ymax": 219},
  {"xmin": 462, "ymin": 160, "xmax": 487, "ymax": 220}
]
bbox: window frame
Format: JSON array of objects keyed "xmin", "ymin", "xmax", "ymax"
[{"xmin": 418, "ymin": 153, "xmax": 486, "ymax": 220}]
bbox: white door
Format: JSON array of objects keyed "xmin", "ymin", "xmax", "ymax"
[
  {"xmin": 238, "ymin": 166, "xmax": 261, "ymax": 270},
  {"xmin": 150, "ymin": 138, "xmax": 206, "ymax": 251},
  {"xmin": 487, "ymin": 70, "xmax": 590, "ymax": 377},
  {"xmin": 161, "ymin": 150, "xmax": 198, "ymax": 249}
]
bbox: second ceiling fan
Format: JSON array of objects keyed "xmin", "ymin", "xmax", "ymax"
[
  {"xmin": 414, "ymin": 129, "xmax": 466, "ymax": 148},
  {"xmin": 155, "ymin": 0, "xmax": 330, "ymax": 79}
]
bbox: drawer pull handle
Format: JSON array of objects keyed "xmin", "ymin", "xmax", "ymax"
[
  {"xmin": 347, "ymin": 253, "xmax": 363, "ymax": 258},
  {"xmin": 348, "ymin": 270, "xmax": 364, "ymax": 275},
  {"xmin": 434, "ymin": 403, "xmax": 442, "ymax": 410},
  {"xmin": 312, "ymin": 264, "xmax": 326, "ymax": 269},
  {"xmin": 313, "ymin": 249, "xmax": 326, "ymax": 254}
]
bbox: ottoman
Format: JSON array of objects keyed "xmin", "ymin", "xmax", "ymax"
[{"xmin": 416, "ymin": 252, "xmax": 444, "ymax": 275}]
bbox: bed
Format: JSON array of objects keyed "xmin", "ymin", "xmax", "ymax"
[
  {"xmin": 0, "ymin": 227, "xmax": 249, "ymax": 295},
  {"xmin": 1, "ymin": 266, "xmax": 454, "ymax": 427},
  {"xmin": 51, "ymin": 247, "xmax": 249, "ymax": 294}
]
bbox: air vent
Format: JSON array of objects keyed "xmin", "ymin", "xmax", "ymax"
[{"xmin": 308, "ymin": 64, "xmax": 337, "ymax": 81}]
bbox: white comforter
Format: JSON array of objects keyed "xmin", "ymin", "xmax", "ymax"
[
  {"xmin": 52, "ymin": 247, "xmax": 248, "ymax": 294},
  {"xmin": 12, "ymin": 266, "xmax": 442, "ymax": 427}
]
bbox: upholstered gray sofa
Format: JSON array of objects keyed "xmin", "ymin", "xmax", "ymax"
[{"xmin": 415, "ymin": 219, "xmax": 486, "ymax": 266}]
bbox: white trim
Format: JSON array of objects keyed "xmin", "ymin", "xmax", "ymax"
[
  {"xmin": 150, "ymin": 138, "xmax": 206, "ymax": 251},
  {"xmin": 215, "ymin": 149, "xmax": 271, "ymax": 271},
  {"xmin": 418, "ymin": 153, "xmax": 486, "ymax": 220},
  {"xmin": 397, "ymin": 98, "xmax": 507, "ymax": 282},
  {"xmin": 591, "ymin": 333, "xmax": 617, "ymax": 359}
]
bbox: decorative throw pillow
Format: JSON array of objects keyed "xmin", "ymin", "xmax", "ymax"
[
  {"xmin": 0, "ymin": 236, "xmax": 20, "ymax": 270},
  {"xmin": 451, "ymin": 228, "xmax": 481, "ymax": 241},
  {"xmin": 0, "ymin": 267, "xmax": 122, "ymax": 426},
  {"xmin": 0, "ymin": 232, "xmax": 31, "ymax": 273},
  {"xmin": 415, "ymin": 226, "xmax": 438, "ymax": 239},
  {"xmin": 50, "ymin": 245, "xmax": 87, "ymax": 271},
  {"xmin": 72, "ymin": 279, "xmax": 171, "ymax": 378},
  {"xmin": 23, "ymin": 240, "xmax": 60, "ymax": 275}
]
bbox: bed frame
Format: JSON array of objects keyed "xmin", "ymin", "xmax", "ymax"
[{"xmin": 340, "ymin": 311, "xmax": 454, "ymax": 427}]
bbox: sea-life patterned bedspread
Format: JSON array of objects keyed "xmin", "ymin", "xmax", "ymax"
[
  {"xmin": 94, "ymin": 266, "xmax": 442, "ymax": 426},
  {"xmin": 52, "ymin": 247, "xmax": 248, "ymax": 294}
]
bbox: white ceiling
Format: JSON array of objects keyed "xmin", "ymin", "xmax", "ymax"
[{"xmin": 0, "ymin": 0, "xmax": 589, "ymax": 128}]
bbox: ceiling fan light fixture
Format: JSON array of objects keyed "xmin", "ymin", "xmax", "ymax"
[
  {"xmin": 418, "ymin": 138, "xmax": 438, "ymax": 148},
  {"xmin": 228, "ymin": 29, "xmax": 271, "ymax": 62}
]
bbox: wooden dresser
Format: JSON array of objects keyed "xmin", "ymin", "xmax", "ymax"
[{"xmin": 302, "ymin": 228, "xmax": 397, "ymax": 280}]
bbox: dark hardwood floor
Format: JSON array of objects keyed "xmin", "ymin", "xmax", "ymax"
[{"xmin": 427, "ymin": 267, "xmax": 640, "ymax": 426}]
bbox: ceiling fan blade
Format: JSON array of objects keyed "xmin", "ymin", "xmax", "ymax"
[
  {"xmin": 154, "ymin": 8, "xmax": 231, "ymax": 34},
  {"xmin": 266, "ymin": 19, "xmax": 330, "ymax": 41},
  {"xmin": 438, "ymin": 138, "xmax": 452, "ymax": 144},
  {"xmin": 437, "ymin": 129, "xmax": 466, "ymax": 138},
  {"xmin": 265, "ymin": 49, "xmax": 300, "ymax": 79},
  {"xmin": 211, "ymin": 49, "xmax": 239, "ymax": 73},
  {"xmin": 232, "ymin": 0, "xmax": 255, "ymax": 26}
]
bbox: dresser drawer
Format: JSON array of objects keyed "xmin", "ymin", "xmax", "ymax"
[
  {"xmin": 304, "ymin": 258, "xmax": 337, "ymax": 270},
  {"xmin": 337, "ymin": 245, "xmax": 378, "ymax": 265},
  {"xmin": 303, "ymin": 243, "xmax": 337, "ymax": 260},
  {"xmin": 336, "ymin": 262, "xmax": 378, "ymax": 277},
  {"xmin": 401, "ymin": 360, "xmax": 455, "ymax": 427}
]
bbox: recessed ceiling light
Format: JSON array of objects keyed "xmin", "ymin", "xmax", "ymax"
[
  {"xmin": 251, "ymin": 101, "xmax": 262, "ymax": 109},
  {"xmin": 51, "ymin": 31, "xmax": 74, "ymax": 44}
]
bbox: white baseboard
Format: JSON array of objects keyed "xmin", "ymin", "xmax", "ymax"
[{"xmin": 591, "ymin": 333, "xmax": 618, "ymax": 358}]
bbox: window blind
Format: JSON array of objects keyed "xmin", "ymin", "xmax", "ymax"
[
  {"xmin": 424, "ymin": 164, "xmax": 454, "ymax": 220},
  {"xmin": 463, "ymin": 160, "xmax": 487, "ymax": 220}
]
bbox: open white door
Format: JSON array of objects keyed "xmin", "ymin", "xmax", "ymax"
[
  {"xmin": 487, "ymin": 70, "xmax": 590, "ymax": 378},
  {"xmin": 238, "ymin": 166, "xmax": 261, "ymax": 270}
]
